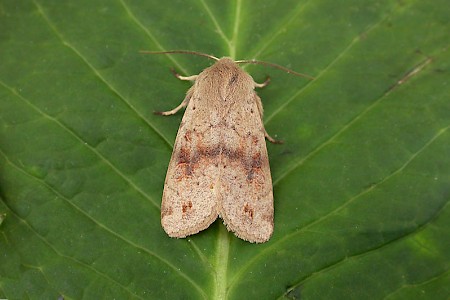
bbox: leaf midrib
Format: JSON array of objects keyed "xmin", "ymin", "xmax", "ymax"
[{"xmin": 15, "ymin": 1, "xmax": 446, "ymax": 299}]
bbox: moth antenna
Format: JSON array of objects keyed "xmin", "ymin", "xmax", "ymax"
[
  {"xmin": 139, "ymin": 50, "xmax": 219, "ymax": 61},
  {"xmin": 235, "ymin": 59, "xmax": 315, "ymax": 80}
]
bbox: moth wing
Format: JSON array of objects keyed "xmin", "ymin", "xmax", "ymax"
[
  {"xmin": 219, "ymin": 92, "xmax": 274, "ymax": 243},
  {"xmin": 161, "ymin": 88, "xmax": 219, "ymax": 238}
]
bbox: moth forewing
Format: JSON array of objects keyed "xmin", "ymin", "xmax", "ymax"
[
  {"xmin": 159, "ymin": 57, "xmax": 274, "ymax": 243},
  {"xmin": 218, "ymin": 91, "xmax": 274, "ymax": 243},
  {"xmin": 160, "ymin": 81, "xmax": 219, "ymax": 238}
]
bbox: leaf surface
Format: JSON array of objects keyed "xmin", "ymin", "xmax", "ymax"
[{"xmin": 0, "ymin": 0, "xmax": 449, "ymax": 299}]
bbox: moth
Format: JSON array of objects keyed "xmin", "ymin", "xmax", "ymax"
[{"xmin": 143, "ymin": 51, "xmax": 312, "ymax": 243}]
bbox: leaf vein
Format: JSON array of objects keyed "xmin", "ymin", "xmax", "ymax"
[
  {"xmin": 0, "ymin": 80, "xmax": 159, "ymax": 209},
  {"xmin": 198, "ymin": 0, "xmax": 232, "ymax": 53},
  {"xmin": 265, "ymin": 8, "xmax": 391, "ymax": 125},
  {"xmin": 281, "ymin": 199, "xmax": 450, "ymax": 299},
  {"xmin": 272, "ymin": 46, "xmax": 434, "ymax": 186},
  {"xmin": 32, "ymin": 0, "xmax": 173, "ymax": 148},
  {"xmin": 230, "ymin": 0, "xmax": 242, "ymax": 59},
  {"xmin": 1, "ymin": 206, "xmax": 145, "ymax": 299},
  {"xmin": 382, "ymin": 269, "xmax": 450, "ymax": 300},
  {"xmin": 118, "ymin": 0, "xmax": 189, "ymax": 75},
  {"xmin": 229, "ymin": 125, "xmax": 449, "ymax": 293},
  {"xmin": 0, "ymin": 150, "xmax": 207, "ymax": 299},
  {"xmin": 248, "ymin": 0, "xmax": 311, "ymax": 59}
]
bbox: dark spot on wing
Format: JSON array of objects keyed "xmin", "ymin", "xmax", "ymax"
[
  {"xmin": 244, "ymin": 203, "xmax": 254, "ymax": 220},
  {"xmin": 182, "ymin": 201, "xmax": 193, "ymax": 214},
  {"xmin": 161, "ymin": 205, "xmax": 173, "ymax": 217},
  {"xmin": 228, "ymin": 73, "xmax": 239, "ymax": 85}
]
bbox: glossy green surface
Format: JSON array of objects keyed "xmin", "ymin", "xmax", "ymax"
[{"xmin": 0, "ymin": 0, "xmax": 449, "ymax": 299}]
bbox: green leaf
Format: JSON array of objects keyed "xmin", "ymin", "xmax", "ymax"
[
  {"xmin": 0, "ymin": 212, "xmax": 5, "ymax": 226},
  {"xmin": 1, "ymin": 0, "xmax": 449, "ymax": 299}
]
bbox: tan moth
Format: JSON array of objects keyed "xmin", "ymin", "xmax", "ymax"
[{"xmin": 143, "ymin": 51, "xmax": 312, "ymax": 243}]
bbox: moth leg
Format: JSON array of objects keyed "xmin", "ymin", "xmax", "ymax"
[
  {"xmin": 254, "ymin": 76, "xmax": 271, "ymax": 88},
  {"xmin": 264, "ymin": 129, "xmax": 283, "ymax": 144},
  {"xmin": 155, "ymin": 86, "xmax": 194, "ymax": 116},
  {"xmin": 254, "ymin": 93, "xmax": 283, "ymax": 144},
  {"xmin": 170, "ymin": 68, "xmax": 198, "ymax": 81}
]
